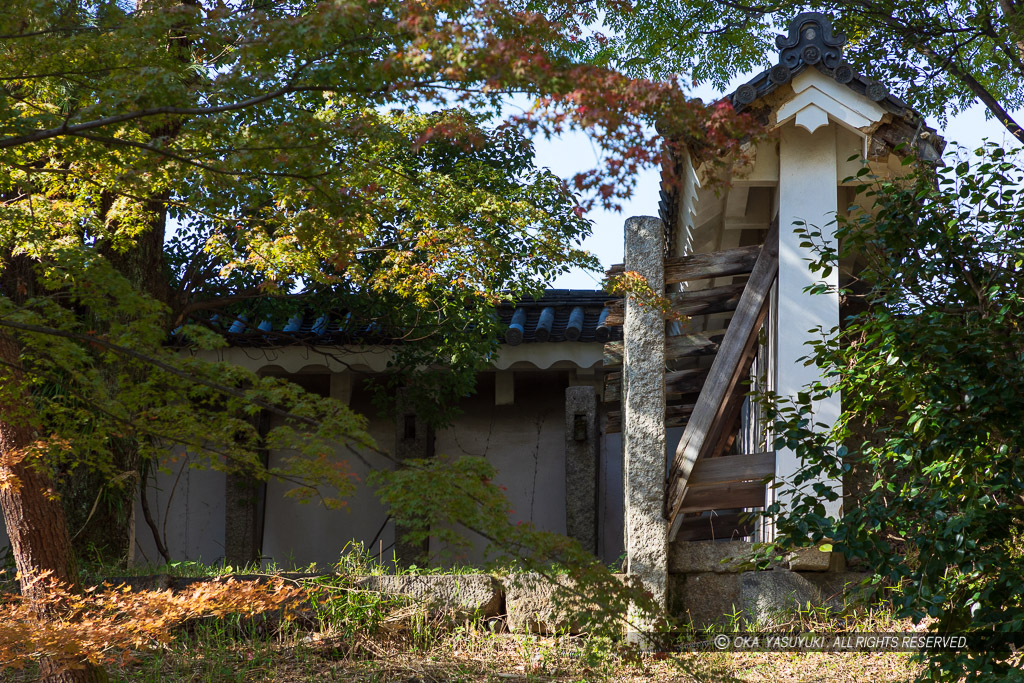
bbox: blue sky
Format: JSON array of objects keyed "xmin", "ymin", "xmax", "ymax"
[{"xmin": 540, "ymin": 78, "xmax": 1021, "ymax": 290}]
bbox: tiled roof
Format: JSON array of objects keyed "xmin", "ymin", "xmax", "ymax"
[
  {"xmin": 727, "ymin": 12, "xmax": 927, "ymax": 123},
  {"xmin": 205, "ymin": 289, "xmax": 620, "ymax": 347},
  {"xmin": 658, "ymin": 12, "xmax": 945, "ymax": 235},
  {"xmin": 496, "ymin": 289, "xmax": 619, "ymax": 345}
]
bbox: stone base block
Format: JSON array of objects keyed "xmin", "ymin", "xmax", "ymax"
[
  {"xmin": 787, "ymin": 544, "xmax": 833, "ymax": 571},
  {"xmin": 801, "ymin": 571, "xmax": 875, "ymax": 610},
  {"xmin": 504, "ymin": 573, "xmax": 575, "ymax": 634},
  {"xmin": 671, "ymin": 568, "xmax": 874, "ymax": 628},
  {"xmin": 738, "ymin": 569, "xmax": 823, "ymax": 625},
  {"xmin": 669, "ymin": 540, "xmax": 756, "ymax": 574},
  {"xmin": 357, "ymin": 574, "xmax": 503, "ymax": 619},
  {"xmin": 503, "ymin": 572, "xmax": 629, "ymax": 635},
  {"xmin": 672, "ymin": 572, "xmax": 742, "ymax": 628}
]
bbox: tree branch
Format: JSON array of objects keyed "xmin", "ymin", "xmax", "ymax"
[
  {"xmin": 0, "ymin": 316, "xmax": 384, "ymax": 457},
  {"xmin": 0, "ymin": 85, "xmax": 333, "ymax": 150}
]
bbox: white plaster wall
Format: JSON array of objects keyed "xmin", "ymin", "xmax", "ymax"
[
  {"xmin": 601, "ymin": 424, "xmax": 682, "ymax": 568},
  {"xmin": 0, "ymin": 456, "xmax": 223, "ymax": 567},
  {"xmin": 134, "ymin": 450, "xmax": 226, "ymax": 566},
  {"xmin": 431, "ymin": 372, "xmax": 568, "ymax": 566},
  {"xmin": 260, "ymin": 402, "xmax": 395, "ymax": 571},
  {"xmin": 776, "ymin": 122, "xmax": 842, "ymax": 519},
  {"xmin": 130, "ymin": 367, "xmax": 619, "ymax": 570}
]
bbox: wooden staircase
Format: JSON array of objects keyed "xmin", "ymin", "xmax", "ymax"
[{"xmin": 602, "ymin": 223, "xmax": 779, "ymax": 542}]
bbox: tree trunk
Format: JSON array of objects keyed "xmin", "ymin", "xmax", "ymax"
[{"xmin": 0, "ymin": 333, "xmax": 108, "ymax": 683}]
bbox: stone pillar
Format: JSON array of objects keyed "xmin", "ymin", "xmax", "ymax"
[
  {"xmin": 776, "ymin": 123, "xmax": 842, "ymax": 521},
  {"xmin": 623, "ymin": 215, "xmax": 668, "ymax": 628},
  {"xmin": 565, "ymin": 385, "xmax": 598, "ymax": 553},
  {"xmin": 393, "ymin": 388, "xmax": 435, "ymax": 566}
]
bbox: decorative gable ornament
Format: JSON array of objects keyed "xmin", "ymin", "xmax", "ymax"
[
  {"xmin": 776, "ymin": 11, "xmax": 847, "ymax": 72},
  {"xmin": 731, "ymin": 12, "xmax": 890, "ymax": 112}
]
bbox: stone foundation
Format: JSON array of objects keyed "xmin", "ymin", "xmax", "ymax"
[
  {"xmin": 98, "ymin": 544, "xmax": 874, "ymax": 634},
  {"xmin": 668, "ymin": 540, "xmax": 874, "ymax": 628}
]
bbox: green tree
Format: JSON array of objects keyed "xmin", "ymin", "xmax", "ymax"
[
  {"xmin": 598, "ymin": 1, "xmax": 1024, "ymax": 144},
  {"xmin": 0, "ymin": 1, "xmax": 753, "ymax": 679},
  {"xmin": 764, "ymin": 143, "xmax": 1024, "ymax": 681}
]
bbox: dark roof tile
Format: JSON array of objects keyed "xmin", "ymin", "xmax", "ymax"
[{"xmin": 207, "ymin": 289, "xmax": 621, "ymax": 347}]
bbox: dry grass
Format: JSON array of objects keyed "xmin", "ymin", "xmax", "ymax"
[
  {"xmin": 0, "ymin": 573, "xmax": 929, "ymax": 683},
  {"xmin": 86, "ymin": 611, "xmax": 925, "ymax": 683}
]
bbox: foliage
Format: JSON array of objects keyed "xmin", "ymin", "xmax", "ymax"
[
  {"xmin": 594, "ymin": 1, "xmax": 1024, "ymax": 144},
  {"xmin": 0, "ymin": 0, "xmax": 762, "ymax": 674},
  {"xmin": 371, "ymin": 455, "xmax": 662, "ymax": 642},
  {"xmin": 761, "ymin": 142, "xmax": 1024, "ymax": 681},
  {"xmin": 0, "ymin": 574, "xmax": 302, "ymax": 673},
  {"xmin": 604, "ymin": 269, "xmax": 683, "ymax": 323},
  {"xmin": 0, "ymin": 0, "xmax": 757, "ymax": 499}
]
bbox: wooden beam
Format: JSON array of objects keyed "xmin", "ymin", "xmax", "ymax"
[
  {"xmin": 706, "ymin": 386, "xmax": 750, "ymax": 469},
  {"xmin": 674, "ymin": 512, "xmax": 756, "ymax": 542},
  {"xmin": 604, "ymin": 244, "xmax": 760, "ymax": 284},
  {"xmin": 603, "ymin": 283, "xmax": 745, "ymax": 326},
  {"xmin": 687, "ymin": 451, "xmax": 775, "ymax": 489},
  {"xmin": 666, "ymin": 224, "xmax": 779, "ymax": 538},
  {"xmin": 604, "ymin": 367, "xmax": 708, "ymax": 403},
  {"xmin": 676, "ymin": 481, "xmax": 766, "ymax": 515},
  {"xmin": 605, "ymin": 403, "xmax": 694, "ymax": 434},
  {"xmin": 603, "ymin": 329, "xmax": 725, "ymax": 367}
]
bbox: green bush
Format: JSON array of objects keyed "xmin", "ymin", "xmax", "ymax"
[{"xmin": 763, "ymin": 143, "xmax": 1024, "ymax": 682}]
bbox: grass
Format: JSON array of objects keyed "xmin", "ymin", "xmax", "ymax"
[
  {"xmin": 0, "ymin": 548, "xmax": 939, "ymax": 682},
  {"xmin": 88, "ymin": 541, "xmax": 494, "ymax": 582}
]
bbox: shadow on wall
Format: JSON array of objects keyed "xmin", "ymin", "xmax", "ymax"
[{"xmin": 132, "ymin": 369, "xmax": 630, "ymax": 570}]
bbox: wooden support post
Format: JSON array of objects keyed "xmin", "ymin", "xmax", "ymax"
[
  {"xmin": 565, "ymin": 386, "xmax": 598, "ymax": 554},
  {"xmin": 394, "ymin": 388, "xmax": 435, "ymax": 566},
  {"xmin": 622, "ymin": 215, "xmax": 668, "ymax": 628}
]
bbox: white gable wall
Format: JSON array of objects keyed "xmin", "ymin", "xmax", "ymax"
[{"xmin": 771, "ymin": 68, "xmax": 888, "ymax": 525}]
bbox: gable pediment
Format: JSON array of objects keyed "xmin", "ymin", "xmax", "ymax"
[{"xmin": 775, "ymin": 68, "xmax": 887, "ymax": 134}]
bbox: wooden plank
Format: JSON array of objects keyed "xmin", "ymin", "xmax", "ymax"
[
  {"xmin": 605, "ymin": 244, "xmax": 760, "ymax": 285},
  {"xmin": 674, "ymin": 512, "xmax": 756, "ymax": 542},
  {"xmin": 676, "ymin": 481, "xmax": 766, "ymax": 515},
  {"xmin": 664, "ymin": 244, "xmax": 761, "ymax": 284},
  {"xmin": 666, "ymin": 223, "xmax": 779, "ymax": 538},
  {"xmin": 604, "ymin": 367, "xmax": 709, "ymax": 403},
  {"xmin": 603, "ymin": 283, "xmax": 746, "ymax": 326},
  {"xmin": 605, "ymin": 403, "xmax": 694, "ymax": 434},
  {"xmin": 687, "ymin": 451, "xmax": 775, "ymax": 489},
  {"xmin": 603, "ymin": 329, "xmax": 725, "ymax": 367}
]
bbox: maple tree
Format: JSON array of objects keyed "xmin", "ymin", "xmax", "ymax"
[
  {"xmin": 0, "ymin": 0, "xmax": 757, "ymax": 678},
  {"xmin": 0, "ymin": 574, "xmax": 302, "ymax": 674}
]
